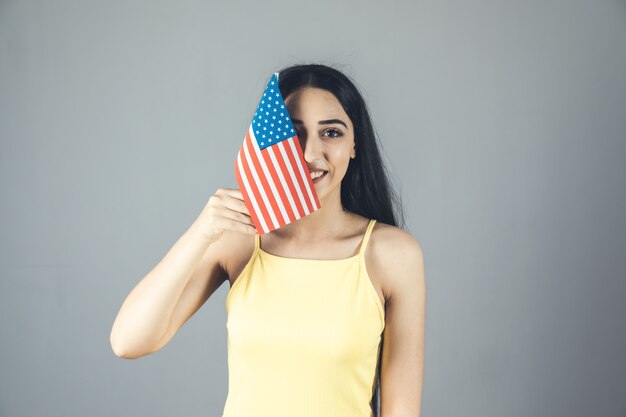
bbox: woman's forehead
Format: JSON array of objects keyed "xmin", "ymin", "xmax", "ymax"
[{"xmin": 285, "ymin": 87, "xmax": 347, "ymax": 119}]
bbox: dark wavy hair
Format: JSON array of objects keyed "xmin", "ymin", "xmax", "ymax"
[{"xmin": 277, "ymin": 63, "xmax": 406, "ymax": 416}]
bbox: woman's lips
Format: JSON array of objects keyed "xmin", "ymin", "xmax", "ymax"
[{"xmin": 311, "ymin": 171, "xmax": 328, "ymax": 183}]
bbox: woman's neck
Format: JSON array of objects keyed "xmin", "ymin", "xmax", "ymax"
[{"xmin": 270, "ymin": 196, "xmax": 355, "ymax": 242}]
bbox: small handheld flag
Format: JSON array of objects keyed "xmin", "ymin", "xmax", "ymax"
[{"xmin": 234, "ymin": 72, "xmax": 321, "ymax": 235}]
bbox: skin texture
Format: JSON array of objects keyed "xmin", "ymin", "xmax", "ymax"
[{"xmin": 275, "ymin": 87, "xmax": 426, "ymax": 417}]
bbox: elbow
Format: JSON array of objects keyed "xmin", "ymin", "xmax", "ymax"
[
  {"xmin": 110, "ymin": 341, "xmax": 134, "ymax": 359},
  {"xmin": 110, "ymin": 329, "xmax": 151, "ymax": 359},
  {"xmin": 110, "ymin": 332, "xmax": 133, "ymax": 359}
]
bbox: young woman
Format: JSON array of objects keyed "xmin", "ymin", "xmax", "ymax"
[{"xmin": 110, "ymin": 64, "xmax": 425, "ymax": 417}]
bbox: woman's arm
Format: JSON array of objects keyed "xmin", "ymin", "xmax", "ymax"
[
  {"xmin": 109, "ymin": 221, "xmax": 228, "ymax": 359},
  {"xmin": 377, "ymin": 230, "xmax": 426, "ymax": 417}
]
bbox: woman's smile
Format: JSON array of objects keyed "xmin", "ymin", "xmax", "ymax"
[{"xmin": 311, "ymin": 170, "xmax": 328, "ymax": 183}]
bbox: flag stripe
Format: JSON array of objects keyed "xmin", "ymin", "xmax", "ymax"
[
  {"xmin": 241, "ymin": 134, "xmax": 274, "ymax": 233},
  {"xmin": 271, "ymin": 141, "xmax": 306, "ymax": 219},
  {"xmin": 248, "ymin": 127, "xmax": 292, "ymax": 225},
  {"xmin": 257, "ymin": 133, "xmax": 299, "ymax": 222},
  {"xmin": 288, "ymin": 137, "xmax": 321, "ymax": 211},
  {"xmin": 282, "ymin": 138, "xmax": 316, "ymax": 214},
  {"xmin": 242, "ymin": 130, "xmax": 280, "ymax": 230},
  {"xmin": 276, "ymin": 139, "xmax": 312, "ymax": 216},
  {"xmin": 235, "ymin": 149, "xmax": 267, "ymax": 233}
]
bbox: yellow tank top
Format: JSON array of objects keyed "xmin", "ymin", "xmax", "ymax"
[{"xmin": 222, "ymin": 218, "xmax": 385, "ymax": 417}]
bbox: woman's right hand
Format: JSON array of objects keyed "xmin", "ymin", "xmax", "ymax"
[{"xmin": 193, "ymin": 188, "xmax": 257, "ymax": 244}]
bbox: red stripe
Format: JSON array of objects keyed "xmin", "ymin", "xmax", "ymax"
[
  {"xmin": 273, "ymin": 140, "xmax": 306, "ymax": 219},
  {"xmin": 240, "ymin": 133, "xmax": 270, "ymax": 230},
  {"xmin": 283, "ymin": 136, "xmax": 316, "ymax": 213},
  {"xmin": 234, "ymin": 147, "xmax": 263, "ymax": 232},
  {"xmin": 292, "ymin": 135, "xmax": 321, "ymax": 210},
  {"xmin": 244, "ymin": 130, "xmax": 282, "ymax": 228},
  {"xmin": 258, "ymin": 138, "xmax": 297, "ymax": 223}
]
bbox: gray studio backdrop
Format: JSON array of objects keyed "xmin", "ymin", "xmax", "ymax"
[{"xmin": 1, "ymin": 0, "xmax": 625, "ymax": 416}]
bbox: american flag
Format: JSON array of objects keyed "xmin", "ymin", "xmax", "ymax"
[{"xmin": 234, "ymin": 72, "xmax": 321, "ymax": 235}]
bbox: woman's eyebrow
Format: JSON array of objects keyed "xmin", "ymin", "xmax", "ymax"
[{"xmin": 291, "ymin": 118, "xmax": 348, "ymax": 129}]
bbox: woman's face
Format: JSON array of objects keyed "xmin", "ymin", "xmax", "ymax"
[{"xmin": 284, "ymin": 87, "xmax": 355, "ymax": 201}]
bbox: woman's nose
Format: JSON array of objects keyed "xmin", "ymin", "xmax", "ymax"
[{"xmin": 300, "ymin": 135, "xmax": 323, "ymax": 162}]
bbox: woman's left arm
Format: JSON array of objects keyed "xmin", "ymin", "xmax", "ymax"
[{"xmin": 379, "ymin": 233, "xmax": 425, "ymax": 417}]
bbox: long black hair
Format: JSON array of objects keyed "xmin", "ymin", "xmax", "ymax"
[{"xmin": 277, "ymin": 63, "xmax": 406, "ymax": 417}]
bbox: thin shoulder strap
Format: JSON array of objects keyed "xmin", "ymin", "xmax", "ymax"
[
  {"xmin": 254, "ymin": 232, "xmax": 260, "ymax": 251},
  {"xmin": 358, "ymin": 219, "xmax": 377, "ymax": 257}
]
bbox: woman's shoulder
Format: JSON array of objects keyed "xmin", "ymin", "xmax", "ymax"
[
  {"xmin": 370, "ymin": 219, "xmax": 423, "ymax": 256},
  {"xmin": 348, "ymin": 212, "xmax": 422, "ymax": 255},
  {"xmin": 367, "ymin": 219, "xmax": 425, "ymax": 297}
]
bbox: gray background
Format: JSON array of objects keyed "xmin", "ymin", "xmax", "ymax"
[{"xmin": 1, "ymin": 0, "xmax": 625, "ymax": 416}]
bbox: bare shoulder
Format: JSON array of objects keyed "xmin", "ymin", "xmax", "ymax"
[
  {"xmin": 371, "ymin": 221, "xmax": 424, "ymax": 257},
  {"xmin": 367, "ymin": 221, "xmax": 425, "ymax": 302}
]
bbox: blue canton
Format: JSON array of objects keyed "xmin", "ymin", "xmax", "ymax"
[{"xmin": 251, "ymin": 73, "xmax": 296, "ymax": 150}]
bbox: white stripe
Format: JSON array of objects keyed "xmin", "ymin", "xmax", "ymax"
[
  {"xmin": 265, "ymin": 141, "xmax": 301, "ymax": 220},
  {"xmin": 277, "ymin": 139, "xmax": 311, "ymax": 216},
  {"xmin": 237, "ymin": 147, "xmax": 269, "ymax": 234},
  {"xmin": 242, "ymin": 128, "xmax": 280, "ymax": 230},
  {"xmin": 286, "ymin": 138, "xmax": 320, "ymax": 211},
  {"xmin": 249, "ymin": 126, "xmax": 291, "ymax": 225}
]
